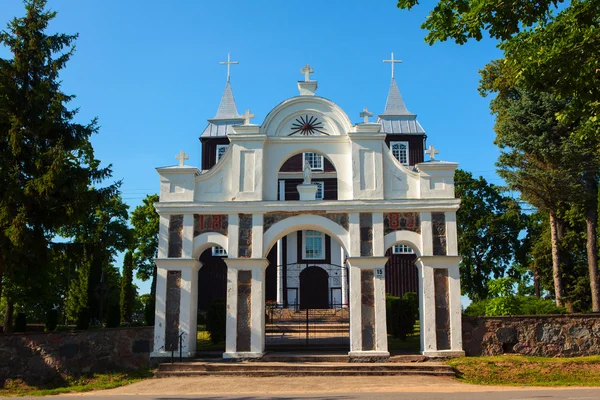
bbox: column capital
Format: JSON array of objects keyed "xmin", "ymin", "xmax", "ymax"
[
  {"xmin": 346, "ymin": 256, "xmax": 388, "ymax": 269},
  {"xmin": 154, "ymin": 258, "xmax": 201, "ymax": 271},
  {"xmin": 224, "ymin": 258, "xmax": 269, "ymax": 270},
  {"xmin": 416, "ymin": 255, "xmax": 461, "ymax": 268}
]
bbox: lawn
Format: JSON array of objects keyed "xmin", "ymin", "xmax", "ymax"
[
  {"xmin": 197, "ymin": 324, "xmax": 225, "ymax": 351},
  {"xmin": 448, "ymin": 355, "xmax": 600, "ymax": 386},
  {"xmin": 0, "ymin": 369, "xmax": 153, "ymax": 397},
  {"xmin": 387, "ymin": 321, "xmax": 421, "ymax": 353}
]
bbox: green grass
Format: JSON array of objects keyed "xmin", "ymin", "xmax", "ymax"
[
  {"xmin": 447, "ymin": 355, "xmax": 600, "ymax": 386},
  {"xmin": 197, "ymin": 325, "xmax": 225, "ymax": 351},
  {"xmin": 0, "ymin": 369, "xmax": 153, "ymax": 397},
  {"xmin": 387, "ymin": 321, "xmax": 421, "ymax": 353}
]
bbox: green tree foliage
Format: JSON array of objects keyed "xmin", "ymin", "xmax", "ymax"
[
  {"xmin": 131, "ymin": 194, "xmax": 160, "ymax": 325},
  {"xmin": 63, "ymin": 194, "xmax": 130, "ymax": 324},
  {"xmin": 386, "ymin": 292, "xmax": 419, "ymax": 340},
  {"xmin": 0, "ymin": 0, "xmax": 115, "ymax": 327},
  {"xmin": 455, "ymin": 169, "xmax": 524, "ymax": 301},
  {"xmin": 120, "ymin": 251, "xmax": 134, "ymax": 324}
]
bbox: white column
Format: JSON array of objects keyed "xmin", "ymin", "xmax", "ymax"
[
  {"xmin": 417, "ymin": 261, "xmax": 436, "ymax": 354},
  {"xmin": 151, "ymin": 266, "xmax": 167, "ymax": 356},
  {"xmin": 179, "ymin": 261, "xmax": 201, "ymax": 356},
  {"xmin": 182, "ymin": 214, "xmax": 194, "ymax": 258},
  {"xmin": 228, "ymin": 213, "xmax": 239, "ymax": 258},
  {"xmin": 224, "ymin": 266, "xmax": 238, "ymax": 354},
  {"xmin": 151, "ymin": 259, "xmax": 201, "ymax": 358},
  {"xmin": 341, "ymin": 247, "xmax": 348, "ymax": 307},
  {"xmin": 372, "ymin": 212, "xmax": 384, "ymax": 256},
  {"xmin": 347, "ymin": 256, "xmax": 389, "ymax": 358},
  {"xmin": 251, "ymin": 213, "xmax": 264, "ymax": 258},
  {"xmin": 223, "ymin": 258, "xmax": 269, "ymax": 359},
  {"xmin": 445, "ymin": 212, "xmax": 458, "ymax": 256},
  {"xmin": 448, "ymin": 264, "xmax": 463, "ymax": 351},
  {"xmin": 420, "ymin": 212, "xmax": 433, "ymax": 256},
  {"xmin": 157, "ymin": 215, "xmax": 170, "ymax": 258}
]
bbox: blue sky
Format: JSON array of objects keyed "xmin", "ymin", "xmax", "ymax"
[{"xmin": 1, "ymin": 0, "xmax": 503, "ymax": 298}]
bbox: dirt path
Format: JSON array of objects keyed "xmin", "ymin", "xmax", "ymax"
[{"xmin": 68, "ymin": 376, "xmax": 597, "ymax": 396}]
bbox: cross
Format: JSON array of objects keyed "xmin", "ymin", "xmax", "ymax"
[
  {"xmin": 360, "ymin": 108, "xmax": 373, "ymax": 124},
  {"xmin": 219, "ymin": 52, "xmax": 239, "ymax": 82},
  {"xmin": 425, "ymin": 144, "xmax": 439, "ymax": 161},
  {"xmin": 243, "ymin": 109, "xmax": 255, "ymax": 125},
  {"xmin": 300, "ymin": 64, "xmax": 314, "ymax": 82},
  {"xmin": 383, "ymin": 52, "xmax": 402, "ymax": 79},
  {"xmin": 176, "ymin": 150, "xmax": 189, "ymax": 166}
]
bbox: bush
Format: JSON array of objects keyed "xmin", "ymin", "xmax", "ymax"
[
  {"xmin": 14, "ymin": 313, "xmax": 27, "ymax": 332},
  {"xmin": 45, "ymin": 309, "xmax": 58, "ymax": 331},
  {"xmin": 144, "ymin": 295, "xmax": 155, "ymax": 326},
  {"xmin": 386, "ymin": 292, "xmax": 418, "ymax": 340},
  {"xmin": 206, "ymin": 298, "xmax": 226, "ymax": 344},
  {"xmin": 464, "ymin": 296, "xmax": 566, "ymax": 316},
  {"xmin": 76, "ymin": 308, "xmax": 90, "ymax": 330}
]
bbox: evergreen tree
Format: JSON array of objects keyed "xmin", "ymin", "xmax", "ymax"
[
  {"xmin": 120, "ymin": 251, "xmax": 134, "ymax": 324},
  {"xmin": 131, "ymin": 194, "xmax": 160, "ymax": 325},
  {"xmin": 0, "ymin": 0, "xmax": 114, "ymax": 328}
]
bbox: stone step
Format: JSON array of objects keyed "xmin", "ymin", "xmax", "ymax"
[
  {"xmin": 158, "ymin": 362, "xmax": 454, "ymax": 376},
  {"xmin": 156, "ymin": 370, "xmax": 455, "ymax": 378}
]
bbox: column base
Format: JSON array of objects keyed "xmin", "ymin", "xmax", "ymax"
[
  {"xmin": 422, "ymin": 350, "xmax": 465, "ymax": 357},
  {"xmin": 223, "ymin": 351, "xmax": 264, "ymax": 360},
  {"xmin": 348, "ymin": 351, "xmax": 390, "ymax": 362}
]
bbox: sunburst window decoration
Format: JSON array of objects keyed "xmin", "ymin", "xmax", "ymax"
[{"xmin": 288, "ymin": 115, "xmax": 328, "ymax": 136}]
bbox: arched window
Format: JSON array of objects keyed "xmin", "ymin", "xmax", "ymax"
[{"xmin": 390, "ymin": 141, "xmax": 409, "ymax": 165}]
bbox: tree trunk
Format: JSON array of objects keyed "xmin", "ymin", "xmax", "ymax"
[
  {"xmin": 533, "ymin": 264, "xmax": 541, "ymax": 298},
  {"xmin": 4, "ymin": 300, "xmax": 14, "ymax": 333},
  {"xmin": 584, "ymin": 175, "xmax": 600, "ymax": 312},
  {"xmin": 549, "ymin": 212, "xmax": 564, "ymax": 307}
]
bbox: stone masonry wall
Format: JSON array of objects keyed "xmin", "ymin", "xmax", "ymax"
[
  {"xmin": 463, "ymin": 314, "xmax": 600, "ymax": 357},
  {"xmin": 0, "ymin": 326, "xmax": 153, "ymax": 386}
]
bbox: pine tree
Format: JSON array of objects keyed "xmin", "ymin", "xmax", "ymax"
[
  {"xmin": 0, "ymin": 0, "xmax": 114, "ymax": 326},
  {"xmin": 120, "ymin": 251, "xmax": 134, "ymax": 324}
]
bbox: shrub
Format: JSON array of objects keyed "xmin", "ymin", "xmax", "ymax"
[
  {"xmin": 464, "ymin": 296, "xmax": 566, "ymax": 316},
  {"xmin": 386, "ymin": 292, "xmax": 418, "ymax": 340},
  {"xmin": 144, "ymin": 295, "xmax": 155, "ymax": 326},
  {"xmin": 14, "ymin": 313, "xmax": 27, "ymax": 332},
  {"xmin": 206, "ymin": 298, "xmax": 226, "ymax": 344},
  {"xmin": 45, "ymin": 309, "xmax": 58, "ymax": 331}
]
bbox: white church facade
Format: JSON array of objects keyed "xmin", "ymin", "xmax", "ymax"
[{"xmin": 151, "ymin": 54, "xmax": 464, "ymax": 359}]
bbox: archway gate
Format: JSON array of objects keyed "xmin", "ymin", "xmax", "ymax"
[{"xmin": 152, "ymin": 74, "xmax": 464, "ymax": 360}]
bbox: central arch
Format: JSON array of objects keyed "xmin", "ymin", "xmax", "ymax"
[{"xmin": 263, "ymin": 214, "xmax": 350, "ymax": 257}]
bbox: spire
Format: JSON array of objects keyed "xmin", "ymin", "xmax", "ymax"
[
  {"xmin": 382, "ymin": 78, "xmax": 414, "ymax": 116},
  {"xmin": 214, "ymin": 81, "xmax": 241, "ymax": 119}
]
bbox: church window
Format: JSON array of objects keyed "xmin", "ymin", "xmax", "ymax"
[
  {"xmin": 212, "ymin": 246, "xmax": 227, "ymax": 256},
  {"xmin": 303, "ymin": 230, "xmax": 324, "ymax": 260},
  {"xmin": 390, "ymin": 141, "xmax": 409, "ymax": 165},
  {"xmin": 216, "ymin": 144, "xmax": 229, "ymax": 162},
  {"xmin": 315, "ymin": 181, "xmax": 324, "ymax": 200},
  {"xmin": 393, "ymin": 244, "xmax": 414, "ymax": 254},
  {"xmin": 303, "ymin": 152, "xmax": 324, "ymax": 171}
]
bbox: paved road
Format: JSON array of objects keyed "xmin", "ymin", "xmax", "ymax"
[{"xmin": 13, "ymin": 390, "xmax": 600, "ymax": 400}]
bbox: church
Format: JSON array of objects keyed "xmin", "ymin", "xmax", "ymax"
[{"xmin": 151, "ymin": 54, "xmax": 464, "ymax": 360}]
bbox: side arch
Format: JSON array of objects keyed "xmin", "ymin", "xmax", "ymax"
[
  {"xmin": 263, "ymin": 214, "xmax": 350, "ymax": 257},
  {"xmin": 384, "ymin": 230, "xmax": 423, "ymax": 257},
  {"xmin": 192, "ymin": 232, "xmax": 229, "ymax": 260}
]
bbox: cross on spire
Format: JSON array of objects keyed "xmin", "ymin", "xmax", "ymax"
[
  {"xmin": 176, "ymin": 150, "xmax": 189, "ymax": 167},
  {"xmin": 425, "ymin": 144, "xmax": 439, "ymax": 161},
  {"xmin": 360, "ymin": 108, "xmax": 373, "ymax": 124},
  {"xmin": 243, "ymin": 109, "xmax": 255, "ymax": 125},
  {"xmin": 300, "ymin": 64, "xmax": 314, "ymax": 82},
  {"xmin": 383, "ymin": 52, "xmax": 402, "ymax": 80},
  {"xmin": 220, "ymin": 52, "xmax": 239, "ymax": 82}
]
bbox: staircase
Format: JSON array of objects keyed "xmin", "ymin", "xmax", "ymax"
[{"xmin": 156, "ymin": 353, "xmax": 455, "ymax": 378}]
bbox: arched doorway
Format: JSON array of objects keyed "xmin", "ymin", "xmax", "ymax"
[{"xmin": 300, "ymin": 266, "xmax": 329, "ymax": 309}]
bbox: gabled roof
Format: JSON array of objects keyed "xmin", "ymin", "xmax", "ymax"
[
  {"xmin": 201, "ymin": 82, "xmax": 244, "ymax": 138},
  {"xmin": 378, "ymin": 78, "xmax": 425, "ymax": 135}
]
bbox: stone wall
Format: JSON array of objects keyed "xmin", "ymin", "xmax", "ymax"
[
  {"xmin": 0, "ymin": 326, "xmax": 153, "ymax": 386},
  {"xmin": 463, "ymin": 314, "xmax": 600, "ymax": 357}
]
